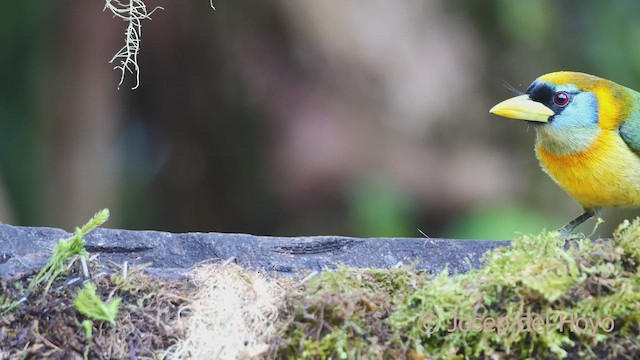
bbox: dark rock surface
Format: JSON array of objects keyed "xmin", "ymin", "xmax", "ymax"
[{"xmin": 0, "ymin": 225, "xmax": 509, "ymax": 277}]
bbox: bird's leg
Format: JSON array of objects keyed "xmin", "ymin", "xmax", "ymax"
[{"xmin": 560, "ymin": 209, "xmax": 595, "ymax": 233}]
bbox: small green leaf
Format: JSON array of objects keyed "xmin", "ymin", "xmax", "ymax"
[{"xmin": 75, "ymin": 282, "xmax": 121, "ymax": 324}]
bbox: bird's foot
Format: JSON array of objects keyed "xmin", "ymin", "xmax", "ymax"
[
  {"xmin": 557, "ymin": 229, "xmax": 584, "ymax": 240},
  {"xmin": 557, "ymin": 229, "xmax": 588, "ymax": 250}
]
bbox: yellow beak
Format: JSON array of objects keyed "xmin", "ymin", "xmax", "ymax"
[{"xmin": 489, "ymin": 94, "xmax": 555, "ymax": 123}]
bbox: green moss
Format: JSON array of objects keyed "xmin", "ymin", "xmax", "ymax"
[
  {"xmin": 272, "ymin": 267, "xmax": 427, "ymax": 359},
  {"xmin": 614, "ymin": 218, "xmax": 640, "ymax": 265},
  {"xmin": 272, "ymin": 219, "xmax": 640, "ymax": 359}
]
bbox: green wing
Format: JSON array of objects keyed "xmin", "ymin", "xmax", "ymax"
[{"xmin": 619, "ymin": 92, "xmax": 640, "ymax": 155}]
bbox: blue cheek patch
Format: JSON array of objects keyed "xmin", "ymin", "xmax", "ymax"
[{"xmin": 550, "ymin": 92, "xmax": 599, "ymax": 130}]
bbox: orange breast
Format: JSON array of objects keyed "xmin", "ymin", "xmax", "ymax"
[{"xmin": 536, "ymin": 130, "xmax": 640, "ymax": 209}]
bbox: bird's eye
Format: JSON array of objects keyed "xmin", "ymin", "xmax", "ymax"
[{"xmin": 553, "ymin": 92, "xmax": 570, "ymax": 107}]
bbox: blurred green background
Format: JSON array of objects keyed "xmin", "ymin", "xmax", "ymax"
[{"xmin": 2, "ymin": 0, "xmax": 639, "ymax": 239}]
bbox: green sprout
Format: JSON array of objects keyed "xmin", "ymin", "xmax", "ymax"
[
  {"xmin": 82, "ymin": 319, "xmax": 93, "ymax": 340},
  {"xmin": 29, "ymin": 209, "xmax": 110, "ymax": 293}
]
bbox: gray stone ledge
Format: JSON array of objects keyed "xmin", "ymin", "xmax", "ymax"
[{"xmin": 0, "ymin": 225, "xmax": 509, "ymax": 277}]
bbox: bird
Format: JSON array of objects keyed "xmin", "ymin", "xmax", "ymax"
[{"xmin": 489, "ymin": 71, "xmax": 640, "ymax": 232}]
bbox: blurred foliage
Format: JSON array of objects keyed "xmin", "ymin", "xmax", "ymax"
[
  {"xmin": 444, "ymin": 203, "xmax": 558, "ymax": 240},
  {"xmin": 2, "ymin": 1, "xmax": 640, "ymax": 238},
  {"xmin": 347, "ymin": 178, "xmax": 417, "ymax": 238},
  {"xmin": 0, "ymin": 1, "xmax": 50, "ymax": 223}
]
